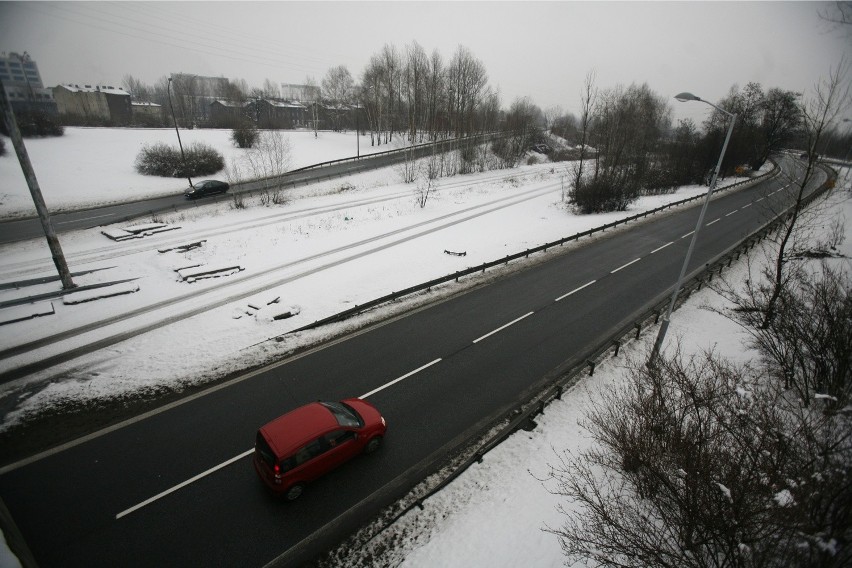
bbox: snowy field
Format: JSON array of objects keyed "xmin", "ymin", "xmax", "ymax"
[
  {"xmin": 0, "ymin": 127, "xmax": 400, "ymax": 217},
  {"xmin": 1, "ymin": 126, "xmax": 846, "ymax": 567}
]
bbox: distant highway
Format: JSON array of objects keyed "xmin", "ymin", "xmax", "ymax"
[
  {"xmin": 0, "ymin": 136, "xmax": 489, "ymax": 243},
  {"xmin": 0, "ymin": 156, "xmax": 827, "ymax": 567}
]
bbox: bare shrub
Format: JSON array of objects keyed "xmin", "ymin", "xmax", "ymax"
[
  {"xmin": 135, "ymin": 142, "xmax": 224, "ymax": 178},
  {"xmin": 231, "ymin": 121, "xmax": 259, "ymax": 148},
  {"xmin": 546, "ymin": 346, "xmax": 852, "ymax": 568}
]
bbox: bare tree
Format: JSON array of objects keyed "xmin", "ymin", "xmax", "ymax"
[
  {"xmin": 322, "ymin": 65, "xmax": 354, "ymax": 131},
  {"xmin": 820, "ymin": 1, "xmax": 852, "ymax": 27},
  {"xmin": 547, "ymin": 344, "xmax": 852, "ymax": 568},
  {"xmin": 572, "ymin": 70, "xmax": 598, "ymax": 201},
  {"xmin": 241, "ymin": 130, "xmax": 292, "ymax": 204},
  {"xmin": 122, "ymin": 74, "xmax": 151, "ymax": 101},
  {"xmin": 761, "ymin": 58, "xmax": 850, "ymax": 328},
  {"xmin": 304, "ymin": 75, "xmax": 321, "ymax": 138}
]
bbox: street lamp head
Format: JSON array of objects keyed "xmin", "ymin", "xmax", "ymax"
[{"xmin": 674, "ymin": 92, "xmax": 701, "ymax": 102}]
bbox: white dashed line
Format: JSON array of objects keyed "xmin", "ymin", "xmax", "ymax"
[
  {"xmin": 359, "ymin": 358, "xmax": 443, "ymax": 398},
  {"xmin": 742, "ymin": 203, "xmax": 751, "ymax": 208},
  {"xmin": 706, "ymin": 218, "xmax": 720, "ymax": 226},
  {"xmin": 116, "ymin": 449, "xmax": 254, "ymax": 519},
  {"xmin": 681, "ymin": 231, "xmax": 694, "ymax": 239},
  {"xmin": 611, "ymin": 258, "xmax": 642, "ymax": 274},
  {"xmin": 118, "ymin": 356, "xmax": 445, "ymax": 519},
  {"xmin": 756, "ymin": 197, "xmax": 764, "ymax": 202},
  {"xmin": 555, "ymin": 280, "xmax": 597, "ymax": 302},
  {"xmin": 651, "ymin": 242, "xmax": 674, "ymax": 254},
  {"xmin": 725, "ymin": 210, "xmax": 737, "ymax": 217},
  {"xmin": 473, "ymin": 312, "xmax": 535, "ymax": 344}
]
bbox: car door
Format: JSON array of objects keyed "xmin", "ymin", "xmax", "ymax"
[{"xmin": 313, "ymin": 429, "xmax": 360, "ymax": 473}]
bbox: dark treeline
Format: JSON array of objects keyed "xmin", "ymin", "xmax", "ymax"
[{"xmin": 560, "ymin": 75, "xmax": 812, "ymax": 213}]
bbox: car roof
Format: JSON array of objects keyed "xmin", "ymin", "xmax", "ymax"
[{"xmin": 259, "ymin": 402, "xmax": 339, "ymax": 458}]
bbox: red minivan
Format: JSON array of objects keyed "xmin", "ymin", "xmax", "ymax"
[{"xmin": 253, "ymin": 398, "xmax": 387, "ymax": 500}]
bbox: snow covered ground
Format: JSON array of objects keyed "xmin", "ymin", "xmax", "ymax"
[
  {"xmin": 356, "ymin": 172, "xmax": 852, "ymax": 568},
  {"xmin": 1, "ymin": 126, "xmax": 846, "ymax": 567},
  {"xmin": 0, "ymin": 127, "xmax": 400, "ymax": 217},
  {"xmin": 0, "ymin": 127, "xmax": 758, "ymax": 431}
]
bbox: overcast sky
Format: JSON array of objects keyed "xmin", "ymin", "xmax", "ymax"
[{"xmin": 1, "ymin": 1, "xmax": 849, "ymax": 125}]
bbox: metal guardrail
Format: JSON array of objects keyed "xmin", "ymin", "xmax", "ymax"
[
  {"xmin": 339, "ymin": 161, "xmax": 836, "ymax": 558},
  {"xmin": 291, "ymin": 162, "xmax": 780, "ymax": 333}
]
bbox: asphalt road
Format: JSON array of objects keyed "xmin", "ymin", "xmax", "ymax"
[
  {"xmin": 0, "ymin": 157, "xmax": 824, "ymax": 567},
  {"xmin": 0, "ymin": 136, "xmax": 488, "ymax": 243}
]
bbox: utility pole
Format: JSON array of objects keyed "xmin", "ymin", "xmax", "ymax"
[
  {"xmin": 167, "ymin": 77, "xmax": 193, "ymax": 188},
  {"xmin": 0, "ymin": 77, "xmax": 75, "ymax": 289}
]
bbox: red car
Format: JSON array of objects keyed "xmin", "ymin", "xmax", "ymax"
[{"xmin": 253, "ymin": 398, "xmax": 387, "ymax": 500}]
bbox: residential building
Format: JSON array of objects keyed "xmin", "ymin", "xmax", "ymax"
[
  {"xmin": 53, "ymin": 84, "xmax": 131, "ymax": 125},
  {"xmin": 131, "ymin": 101, "xmax": 164, "ymax": 126},
  {"xmin": 255, "ymin": 99, "xmax": 307, "ymax": 129},
  {"xmin": 209, "ymin": 100, "xmax": 252, "ymax": 128},
  {"xmin": 0, "ymin": 51, "xmax": 58, "ymax": 114},
  {"xmin": 170, "ymin": 73, "xmax": 230, "ymax": 125}
]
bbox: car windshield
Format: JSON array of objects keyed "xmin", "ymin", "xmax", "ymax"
[{"xmin": 321, "ymin": 401, "xmax": 363, "ymax": 428}]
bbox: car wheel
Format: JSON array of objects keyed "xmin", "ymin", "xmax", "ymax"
[
  {"xmin": 284, "ymin": 484, "xmax": 305, "ymax": 501},
  {"xmin": 364, "ymin": 436, "xmax": 382, "ymax": 454}
]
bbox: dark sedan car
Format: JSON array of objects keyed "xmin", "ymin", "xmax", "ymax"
[{"xmin": 185, "ymin": 179, "xmax": 229, "ymax": 199}]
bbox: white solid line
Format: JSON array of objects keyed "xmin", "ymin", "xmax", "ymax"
[
  {"xmin": 706, "ymin": 218, "xmax": 720, "ymax": 226},
  {"xmin": 473, "ymin": 312, "xmax": 535, "ymax": 344},
  {"xmin": 725, "ymin": 210, "xmax": 737, "ymax": 217},
  {"xmin": 555, "ymin": 280, "xmax": 597, "ymax": 302},
  {"xmin": 611, "ymin": 258, "xmax": 641, "ymax": 274},
  {"xmin": 359, "ymin": 358, "xmax": 443, "ymax": 399},
  {"xmin": 681, "ymin": 231, "xmax": 694, "ymax": 239},
  {"xmin": 116, "ymin": 448, "xmax": 254, "ymax": 519},
  {"xmin": 650, "ymin": 242, "xmax": 674, "ymax": 254}
]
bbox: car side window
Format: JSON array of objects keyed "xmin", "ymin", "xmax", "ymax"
[
  {"xmin": 325, "ymin": 430, "xmax": 356, "ymax": 448},
  {"xmin": 293, "ymin": 438, "xmax": 325, "ymax": 466}
]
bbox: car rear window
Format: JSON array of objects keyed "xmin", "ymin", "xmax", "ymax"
[
  {"xmin": 255, "ymin": 431, "xmax": 276, "ymax": 468},
  {"xmin": 320, "ymin": 401, "xmax": 363, "ymax": 428}
]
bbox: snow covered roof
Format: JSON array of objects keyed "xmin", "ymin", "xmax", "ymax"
[
  {"xmin": 213, "ymin": 100, "xmax": 251, "ymax": 108},
  {"xmin": 59, "ymin": 84, "xmax": 130, "ymax": 96},
  {"xmin": 265, "ymin": 100, "xmax": 306, "ymax": 109},
  {"xmin": 131, "ymin": 101, "xmax": 161, "ymax": 108}
]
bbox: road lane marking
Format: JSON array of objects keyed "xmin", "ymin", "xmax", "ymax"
[
  {"xmin": 725, "ymin": 210, "xmax": 737, "ymax": 217},
  {"xmin": 755, "ymin": 197, "xmax": 764, "ymax": 202},
  {"xmin": 116, "ymin": 449, "xmax": 254, "ymax": 519},
  {"xmin": 681, "ymin": 231, "xmax": 694, "ymax": 239},
  {"xmin": 555, "ymin": 280, "xmax": 596, "ymax": 302},
  {"xmin": 57, "ymin": 214, "xmax": 113, "ymax": 225},
  {"xmin": 706, "ymin": 218, "xmax": 720, "ymax": 226},
  {"xmin": 742, "ymin": 203, "xmax": 751, "ymax": 208},
  {"xmin": 473, "ymin": 312, "xmax": 535, "ymax": 344},
  {"xmin": 651, "ymin": 242, "xmax": 674, "ymax": 254},
  {"xmin": 611, "ymin": 258, "xmax": 641, "ymax": 274},
  {"xmin": 359, "ymin": 358, "xmax": 443, "ymax": 398},
  {"xmin": 118, "ymin": 357, "xmax": 445, "ymax": 519}
]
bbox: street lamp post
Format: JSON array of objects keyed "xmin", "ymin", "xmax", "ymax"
[
  {"xmin": 649, "ymin": 92, "xmax": 737, "ymax": 363},
  {"xmin": 167, "ymin": 77, "xmax": 193, "ymax": 189}
]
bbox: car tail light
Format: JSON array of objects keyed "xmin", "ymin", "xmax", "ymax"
[{"xmin": 273, "ymin": 464, "xmax": 282, "ymax": 484}]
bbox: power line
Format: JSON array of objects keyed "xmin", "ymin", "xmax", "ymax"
[{"xmin": 19, "ymin": 3, "xmax": 330, "ymax": 81}]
